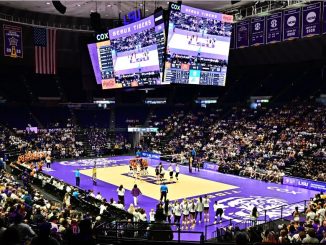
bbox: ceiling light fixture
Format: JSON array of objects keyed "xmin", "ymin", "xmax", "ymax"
[{"xmin": 46, "ymin": 2, "xmax": 51, "ymax": 5}]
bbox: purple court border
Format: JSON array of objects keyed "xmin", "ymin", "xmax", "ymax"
[{"xmin": 45, "ymin": 156, "xmax": 318, "ymax": 241}]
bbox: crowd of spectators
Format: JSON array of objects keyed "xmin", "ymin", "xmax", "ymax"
[
  {"xmin": 144, "ymin": 102, "xmax": 325, "ymax": 183},
  {"xmin": 0, "ymin": 168, "xmax": 98, "ymax": 245},
  {"xmin": 0, "ymin": 153, "xmax": 137, "ymax": 245},
  {"xmin": 170, "ymin": 9, "xmax": 232, "ymax": 37},
  {"xmin": 86, "ymin": 128, "xmax": 130, "ymax": 156},
  {"xmin": 0, "ymin": 126, "xmax": 129, "ymax": 161},
  {"xmin": 111, "ymin": 28, "xmax": 157, "ymax": 53}
]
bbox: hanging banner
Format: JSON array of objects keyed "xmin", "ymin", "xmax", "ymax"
[
  {"xmin": 302, "ymin": 2, "xmax": 321, "ymax": 37},
  {"xmin": 266, "ymin": 12, "xmax": 282, "ymax": 44},
  {"xmin": 3, "ymin": 24, "xmax": 23, "ymax": 58},
  {"xmin": 283, "ymin": 8, "xmax": 301, "ymax": 41},
  {"xmin": 236, "ymin": 20, "xmax": 249, "ymax": 48},
  {"xmin": 323, "ymin": 1, "xmax": 326, "ymax": 34},
  {"xmin": 250, "ymin": 16, "xmax": 265, "ymax": 46}
]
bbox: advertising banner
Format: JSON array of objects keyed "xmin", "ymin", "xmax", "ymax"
[{"xmin": 283, "ymin": 176, "xmax": 326, "ymax": 192}]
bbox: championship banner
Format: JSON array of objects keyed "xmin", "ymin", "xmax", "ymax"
[
  {"xmin": 323, "ymin": 1, "xmax": 326, "ymax": 34},
  {"xmin": 250, "ymin": 16, "xmax": 265, "ymax": 46},
  {"xmin": 3, "ymin": 24, "xmax": 23, "ymax": 58},
  {"xmin": 266, "ymin": 12, "xmax": 282, "ymax": 44},
  {"xmin": 283, "ymin": 8, "xmax": 301, "ymax": 41},
  {"xmin": 302, "ymin": 2, "xmax": 321, "ymax": 37},
  {"xmin": 236, "ymin": 20, "xmax": 249, "ymax": 48}
]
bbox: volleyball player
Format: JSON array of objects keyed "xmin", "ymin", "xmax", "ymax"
[
  {"xmin": 92, "ymin": 163, "xmax": 97, "ymax": 186},
  {"xmin": 155, "ymin": 166, "xmax": 160, "ymax": 184},
  {"xmin": 181, "ymin": 199, "xmax": 190, "ymax": 230},
  {"xmin": 195, "ymin": 196, "xmax": 204, "ymax": 223},
  {"xmin": 117, "ymin": 185, "xmax": 125, "ymax": 206},
  {"xmin": 168, "ymin": 164, "xmax": 173, "ymax": 181},
  {"xmin": 160, "ymin": 165, "xmax": 165, "ymax": 182},
  {"xmin": 163, "ymin": 199, "xmax": 173, "ymax": 223},
  {"xmin": 129, "ymin": 161, "xmax": 133, "ymax": 175},
  {"xmin": 140, "ymin": 159, "xmax": 145, "ymax": 176},
  {"xmin": 213, "ymin": 201, "xmax": 223, "ymax": 224},
  {"xmin": 132, "ymin": 160, "xmax": 138, "ymax": 179},
  {"xmin": 45, "ymin": 155, "xmax": 51, "ymax": 169},
  {"xmin": 203, "ymin": 195, "xmax": 211, "ymax": 222},
  {"xmin": 143, "ymin": 159, "xmax": 148, "ymax": 175},
  {"xmin": 173, "ymin": 201, "xmax": 182, "ymax": 226},
  {"xmin": 175, "ymin": 163, "xmax": 180, "ymax": 181},
  {"xmin": 189, "ymin": 199, "xmax": 196, "ymax": 229}
]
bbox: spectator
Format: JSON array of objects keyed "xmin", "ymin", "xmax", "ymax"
[
  {"xmin": 30, "ymin": 222, "xmax": 59, "ymax": 245},
  {"xmin": 302, "ymin": 228, "xmax": 319, "ymax": 243},
  {"xmin": 147, "ymin": 210, "xmax": 173, "ymax": 241}
]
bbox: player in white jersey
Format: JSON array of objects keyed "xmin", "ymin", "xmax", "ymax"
[
  {"xmin": 189, "ymin": 199, "xmax": 196, "ymax": 229},
  {"xmin": 181, "ymin": 199, "xmax": 190, "ymax": 230},
  {"xmin": 195, "ymin": 196, "xmax": 204, "ymax": 223},
  {"xmin": 203, "ymin": 195, "xmax": 211, "ymax": 222},
  {"xmin": 175, "ymin": 163, "xmax": 180, "ymax": 181},
  {"xmin": 173, "ymin": 201, "xmax": 182, "ymax": 225},
  {"xmin": 163, "ymin": 199, "xmax": 173, "ymax": 223}
]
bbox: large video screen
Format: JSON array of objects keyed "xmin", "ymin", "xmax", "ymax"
[
  {"xmin": 165, "ymin": 3, "xmax": 233, "ymax": 86},
  {"xmin": 87, "ymin": 40, "xmax": 115, "ymax": 88},
  {"xmin": 88, "ymin": 13, "xmax": 165, "ymax": 90},
  {"xmin": 108, "ymin": 15, "xmax": 164, "ymax": 89}
]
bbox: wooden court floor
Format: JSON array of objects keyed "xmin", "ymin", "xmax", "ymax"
[{"xmin": 81, "ymin": 166, "xmax": 237, "ymax": 201}]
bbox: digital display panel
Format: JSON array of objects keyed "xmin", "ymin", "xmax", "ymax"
[
  {"xmin": 164, "ymin": 3, "xmax": 233, "ymax": 86},
  {"xmin": 87, "ymin": 40, "xmax": 115, "ymax": 88},
  {"xmin": 88, "ymin": 12, "xmax": 165, "ymax": 90},
  {"xmin": 108, "ymin": 15, "xmax": 163, "ymax": 89}
]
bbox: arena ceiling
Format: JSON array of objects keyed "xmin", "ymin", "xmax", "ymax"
[{"xmin": 0, "ymin": 1, "xmax": 247, "ymax": 19}]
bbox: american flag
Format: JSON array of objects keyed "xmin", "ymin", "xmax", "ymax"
[{"xmin": 33, "ymin": 27, "xmax": 57, "ymax": 74}]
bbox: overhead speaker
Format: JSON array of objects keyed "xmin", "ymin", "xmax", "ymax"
[
  {"xmin": 231, "ymin": 1, "xmax": 241, "ymax": 4},
  {"xmin": 90, "ymin": 12, "xmax": 101, "ymax": 31},
  {"xmin": 52, "ymin": 1, "xmax": 66, "ymax": 14}
]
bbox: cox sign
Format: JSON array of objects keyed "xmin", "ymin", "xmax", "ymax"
[
  {"xmin": 171, "ymin": 3, "xmax": 181, "ymax": 11},
  {"xmin": 96, "ymin": 33, "xmax": 109, "ymax": 41}
]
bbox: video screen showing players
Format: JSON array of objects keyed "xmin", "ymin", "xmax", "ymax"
[
  {"xmin": 87, "ymin": 40, "xmax": 115, "ymax": 89},
  {"xmin": 165, "ymin": 3, "xmax": 233, "ymax": 86},
  {"xmin": 109, "ymin": 15, "xmax": 162, "ymax": 88}
]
